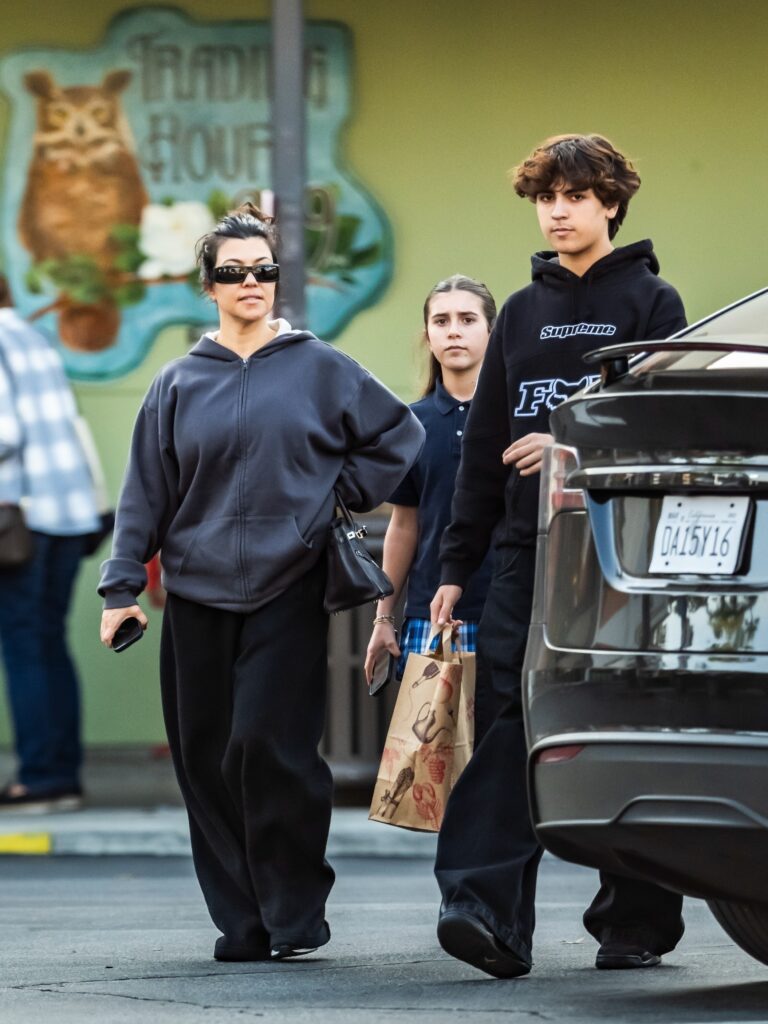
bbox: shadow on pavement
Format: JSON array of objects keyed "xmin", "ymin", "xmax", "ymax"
[{"xmin": 625, "ymin": 979, "xmax": 768, "ymax": 1020}]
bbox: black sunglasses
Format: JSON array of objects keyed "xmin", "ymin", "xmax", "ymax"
[{"xmin": 212, "ymin": 263, "xmax": 280, "ymax": 285}]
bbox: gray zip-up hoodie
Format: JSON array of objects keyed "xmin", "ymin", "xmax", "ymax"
[{"xmin": 99, "ymin": 324, "xmax": 425, "ymax": 612}]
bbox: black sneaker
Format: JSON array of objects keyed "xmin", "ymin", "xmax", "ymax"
[
  {"xmin": 214, "ymin": 937, "xmax": 270, "ymax": 962},
  {"xmin": 595, "ymin": 942, "xmax": 661, "ymax": 969},
  {"xmin": 0, "ymin": 784, "xmax": 83, "ymax": 813},
  {"xmin": 270, "ymin": 943, "xmax": 319, "ymax": 961},
  {"xmin": 437, "ymin": 908, "xmax": 531, "ymax": 979},
  {"xmin": 270, "ymin": 921, "xmax": 330, "ymax": 961}
]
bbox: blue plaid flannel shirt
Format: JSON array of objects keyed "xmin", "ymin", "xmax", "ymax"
[
  {"xmin": 396, "ymin": 617, "xmax": 478, "ymax": 679},
  {"xmin": 0, "ymin": 309, "xmax": 99, "ymax": 536}
]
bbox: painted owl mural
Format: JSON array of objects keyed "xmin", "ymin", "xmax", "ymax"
[
  {"xmin": 19, "ymin": 70, "xmax": 148, "ymax": 350},
  {"xmin": 0, "ymin": 9, "xmax": 393, "ymax": 381}
]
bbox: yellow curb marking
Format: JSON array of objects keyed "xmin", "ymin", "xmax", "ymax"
[{"xmin": 0, "ymin": 833, "xmax": 52, "ymax": 854}]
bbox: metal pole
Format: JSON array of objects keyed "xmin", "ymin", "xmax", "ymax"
[{"xmin": 271, "ymin": 0, "xmax": 306, "ymax": 329}]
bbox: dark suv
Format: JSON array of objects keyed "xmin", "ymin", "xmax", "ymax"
[{"xmin": 523, "ymin": 287, "xmax": 768, "ymax": 965}]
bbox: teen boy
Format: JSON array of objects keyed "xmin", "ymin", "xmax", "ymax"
[{"xmin": 430, "ymin": 134, "xmax": 687, "ymax": 978}]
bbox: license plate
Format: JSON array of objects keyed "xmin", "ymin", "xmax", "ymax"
[{"xmin": 649, "ymin": 495, "xmax": 750, "ymax": 575}]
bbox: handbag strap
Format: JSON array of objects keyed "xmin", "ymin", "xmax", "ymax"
[
  {"xmin": 333, "ymin": 487, "xmax": 368, "ymax": 539},
  {"xmin": 333, "ymin": 487, "xmax": 354, "ymax": 527}
]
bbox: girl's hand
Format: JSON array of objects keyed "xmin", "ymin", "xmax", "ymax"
[
  {"xmin": 502, "ymin": 432, "xmax": 553, "ymax": 476},
  {"xmin": 430, "ymin": 585, "xmax": 463, "ymax": 627},
  {"xmin": 364, "ymin": 622, "xmax": 401, "ymax": 684},
  {"xmin": 100, "ymin": 605, "xmax": 148, "ymax": 648}
]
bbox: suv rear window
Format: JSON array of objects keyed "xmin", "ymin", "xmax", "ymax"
[{"xmin": 633, "ymin": 288, "xmax": 768, "ymax": 374}]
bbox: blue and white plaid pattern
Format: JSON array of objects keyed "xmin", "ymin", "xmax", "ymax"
[
  {"xmin": 0, "ymin": 309, "xmax": 99, "ymax": 536},
  {"xmin": 396, "ymin": 616, "xmax": 479, "ymax": 679}
]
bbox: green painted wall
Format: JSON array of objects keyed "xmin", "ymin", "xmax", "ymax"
[{"xmin": 0, "ymin": 0, "xmax": 765, "ymax": 744}]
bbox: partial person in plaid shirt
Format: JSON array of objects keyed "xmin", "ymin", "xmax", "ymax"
[
  {"xmin": 0, "ymin": 276, "xmax": 100, "ymax": 812},
  {"xmin": 365, "ymin": 276, "xmax": 496, "ymax": 684}
]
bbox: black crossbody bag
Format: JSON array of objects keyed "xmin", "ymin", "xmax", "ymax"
[
  {"xmin": 323, "ymin": 489, "xmax": 394, "ymax": 614},
  {"xmin": 0, "ymin": 504, "xmax": 33, "ymax": 567}
]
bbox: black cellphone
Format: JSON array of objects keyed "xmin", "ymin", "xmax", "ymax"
[
  {"xmin": 369, "ymin": 637, "xmax": 398, "ymax": 697},
  {"xmin": 112, "ymin": 616, "xmax": 145, "ymax": 653}
]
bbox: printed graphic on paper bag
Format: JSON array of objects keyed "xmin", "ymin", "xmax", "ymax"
[
  {"xmin": 379, "ymin": 739, "xmax": 407, "ymax": 780},
  {"xmin": 412, "ymin": 782, "xmax": 442, "ymax": 831},
  {"xmin": 376, "ymin": 766, "xmax": 415, "ymax": 820},
  {"xmin": 412, "ymin": 673, "xmax": 457, "ymax": 744},
  {"xmin": 419, "ymin": 743, "xmax": 453, "ymax": 785},
  {"xmin": 410, "ymin": 661, "xmax": 440, "ymax": 689},
  {"xmin": 0, "ymin": 8, "xmax": 393, "ymax": 381}
]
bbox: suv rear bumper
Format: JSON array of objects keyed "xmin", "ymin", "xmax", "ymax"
[{"xmin": 529, "ymin": 736, "xmax": 768, "ymax": 903}]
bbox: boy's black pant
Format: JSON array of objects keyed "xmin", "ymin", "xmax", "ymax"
[
  {"xmin": 160, "ymin": 560, "xmax": 335, "ymax": 954},
  {"xmin": 434, "ymin": 547, "xmax": 684, "ymax": 964}
]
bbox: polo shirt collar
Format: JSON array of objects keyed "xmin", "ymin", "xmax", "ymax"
[{"xmin": 433, "ymin": 378, "xmax": 465, "ymax": 415}]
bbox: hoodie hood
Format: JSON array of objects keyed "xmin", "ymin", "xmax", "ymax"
[
  {"xmin": 190, "ymin": 318, "xmax": 318, "ymax": 361},
  {"xmin": 531, "ymin": 239, "xmax": 660, "ymax": 284}
]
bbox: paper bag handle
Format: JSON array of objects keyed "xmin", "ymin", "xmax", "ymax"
[{"xmin": 427, "ymin": 623, "xmax": 462, "ymax": 663}]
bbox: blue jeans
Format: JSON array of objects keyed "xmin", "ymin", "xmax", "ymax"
[{"xmin": 0, "ymin": 531, "xmax": 87, "ymax": 792}]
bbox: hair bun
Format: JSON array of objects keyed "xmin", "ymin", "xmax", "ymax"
[{"xmin": 231, "ymin": 200, "xmax": 275, "ymax": 226}]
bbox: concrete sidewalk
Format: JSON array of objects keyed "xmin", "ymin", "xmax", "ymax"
[
  {"xmin": 0, "ymin": 806, "xmax": 438, "ymax": 858},
  {"xmin": 0, "ymin": 747, "xmax": 438, "ymax": 858}
]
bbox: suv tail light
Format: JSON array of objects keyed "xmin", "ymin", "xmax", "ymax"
[
  {"xmin": 538, "ymin": 443, "xmax": 585, "ymax": 532},
  {"xmin": 535, "ymin": 744, "xmax": 585, "ymax": 764}
]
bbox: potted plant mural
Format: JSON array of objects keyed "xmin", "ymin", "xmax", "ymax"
[{"xmin": 25, "ymin": 195, "xmax": 219, "ymax": 351}]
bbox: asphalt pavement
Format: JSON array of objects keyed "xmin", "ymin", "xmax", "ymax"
[{"xmin": 2, "ymin": 854, "xmax": 768, "ymax": 1023}]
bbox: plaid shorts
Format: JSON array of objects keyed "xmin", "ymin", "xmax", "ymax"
[{"xmin": 396, "ymin": 617, "xmax": 479, "ymax": 679}]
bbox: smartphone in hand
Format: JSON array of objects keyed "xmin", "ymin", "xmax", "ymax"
[
  {"xmin": 369, "ymin": 637, "xmax": 398, "ymax": 697},
  {"xmin": 112, "ymin": 616, "xmax": 145, "ymax": 653}
]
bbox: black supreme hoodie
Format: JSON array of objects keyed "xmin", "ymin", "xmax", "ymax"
[
  {"xmin": 440, "ymin": 240, "xmax": 686, "ymax": 588},
  {"xmin": 99, "ymin": 323, "xmax": 425, "ymax": 612}
]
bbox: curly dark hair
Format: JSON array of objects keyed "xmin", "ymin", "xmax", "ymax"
[
  {"xmin": 195, "ymin": 202, "xmax": 279, "ymax": 289},
  {"xmin": 511, "ymin": 134, "xmax": 641, "ymax": 239}
]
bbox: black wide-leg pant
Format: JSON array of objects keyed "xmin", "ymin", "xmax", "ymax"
[
  {"xmin": 160, "ymin": 560, "xmax": 335, "ymax": 955},
  {"xmin": 435, "ymin": 547, "xmax": 684, "ymax": 965}
]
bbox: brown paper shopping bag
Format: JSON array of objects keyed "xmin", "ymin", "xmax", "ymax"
[{"xmin": 369, "ymin": 625, "xmax": 475, "ymax": 832}]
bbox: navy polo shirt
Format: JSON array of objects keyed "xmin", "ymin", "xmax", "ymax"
[{"xmin": 389, "ymin": 379, "xmax": 493, "ymax": 620}]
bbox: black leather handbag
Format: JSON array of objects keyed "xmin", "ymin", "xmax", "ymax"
[
  {"xmin": 324, "ymin": 489, "xmax": 394, "ymax": 614},
  {"xmin": 0, "ymin": 504, "xmax": 33, "ymax": 567}
]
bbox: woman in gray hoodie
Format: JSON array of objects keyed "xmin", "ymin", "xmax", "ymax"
[{"xmin": 99, "ymin": 204, "xmax": 424, "ymax": 963}]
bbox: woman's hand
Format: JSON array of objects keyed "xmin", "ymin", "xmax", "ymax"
[
  {"xmin": 364, "ymin": 622, "xmax": 401, "ymax": 684},
  {"xmin": 100, "ymin": 605, "xmax": 148, "ymax": 648},
  {"xmin": 430, "ymin": 585, "xmax": 464, "ymax": 627},
  {"xmin": 502, "ymin": 432, "xmax": 553, "ymax": 476}
]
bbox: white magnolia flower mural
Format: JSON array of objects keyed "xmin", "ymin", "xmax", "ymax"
[{"xmin": 137, "ymin": 201, "xmax": 215, "ymax": 280}]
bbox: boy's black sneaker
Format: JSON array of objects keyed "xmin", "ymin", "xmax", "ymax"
[
  {"xmin": 595, "ymin": 942, "xmax": 661, "ymax": 969},
  {"xmin": 0, "ymin": 783, "xmax": 83, "ymax": 813},
  {"xmin": 437, "ymin": 908, "xmax": 531, "ymax": 979}
]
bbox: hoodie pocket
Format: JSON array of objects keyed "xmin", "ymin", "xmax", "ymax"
[
  {"xmin": 242, "ymin": 514, "xmax": 314, "ymax": 597},
  {"xmin": 178, "ymin": 515, "xmax": 313, "ymax": 602}
]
